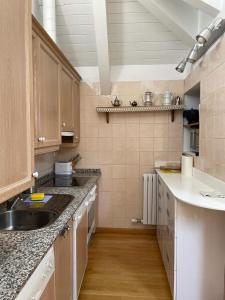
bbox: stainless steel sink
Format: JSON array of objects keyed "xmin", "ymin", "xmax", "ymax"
[{"xmin": 0, "ymin": 210, "xmax": 58, "ymax": 231}]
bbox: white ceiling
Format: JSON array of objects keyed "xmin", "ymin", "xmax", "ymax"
[{"xmin": 55, "ymin": 0, "xmax": 190, "ymax": 67}]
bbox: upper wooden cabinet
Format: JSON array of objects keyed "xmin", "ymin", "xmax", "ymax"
[
  {"xmin": 34, "ymin": 36, "xmax": 61, "ymax": 151},
  {"xmin": 0, "ymin": 0, "xmax": 33, "ymax": 203},
  {"xmin": 32, "ymin": 17, "xmax": 81, "ymax": 154},
  {"xmin": 61, "ymin": 66, "xmax": 74, "ymax": 132},
  {"xmin": 73, "ymin": 80, "xmax": 80, "ymax": 143}
]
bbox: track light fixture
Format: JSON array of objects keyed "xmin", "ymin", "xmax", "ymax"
[
  {"xmin": 175, "ymin": 58, "xmax": 187, "ymax": 73},
  {"xmin": 175, "ymin": 18, "xmax": 225, "ymax": 73},
  {"xmin": 186, "ymin": 43, "xmax": 202, "ymax": 63},
  {"xmin": 196, "ymin": 18, "xmax": 223, "ymax": 45}
]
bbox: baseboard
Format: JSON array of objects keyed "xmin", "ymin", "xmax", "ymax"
[{"xmin": 96, "ymin": 226, "xmax": 156, "ymax": 235}]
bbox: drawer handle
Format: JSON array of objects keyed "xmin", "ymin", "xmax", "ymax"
[
  {"xmin": 166, "ymin": 252, "xmax": 170, "ymax": 263},
  {"xmin": 60, "ymin": 225, "xmax": 70, "ymax": 237}
]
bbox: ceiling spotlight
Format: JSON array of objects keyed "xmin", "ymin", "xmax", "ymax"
[
  {"xmin": 196, "ymin": 17, "xmax": 223, "ymax": 45},
  {"xmin": 175, "ymin": 58, "xmax": 187, "ymax": 73},
  {"xmin": 186, "ymin": 43, "xmax": 202, "ymax": 63}
]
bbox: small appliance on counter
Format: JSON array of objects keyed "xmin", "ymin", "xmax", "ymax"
[{"xmin": 55, "ymin": 161, "xmax": 73, "ymax": 175}]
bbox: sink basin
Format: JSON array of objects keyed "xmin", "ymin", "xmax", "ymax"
[{"xmin": 0, "ymin": 210, "xmax": 58, "ymax": 231}]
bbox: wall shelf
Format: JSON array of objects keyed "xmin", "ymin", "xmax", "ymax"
[{"xmin": 96, "ymin": 105, "xmax": 185, "ymax": 123}]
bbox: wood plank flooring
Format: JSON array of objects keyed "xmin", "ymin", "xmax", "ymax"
[{"xmin": 79, "ymin": 230, "xmax": 172, "ymax": 300}]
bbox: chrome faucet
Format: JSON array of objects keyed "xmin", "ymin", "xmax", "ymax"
[{"xmin": 7, "ymin": 195, "xmax": 23, "ymax": 211}]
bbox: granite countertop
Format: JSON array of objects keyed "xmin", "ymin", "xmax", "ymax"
[{"xmin": 0, "ymin": 169, "xmax": 101, "ymax": 300}]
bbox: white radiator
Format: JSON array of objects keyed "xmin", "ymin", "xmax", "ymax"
[{"xmin": 142, "ymin": 174, "xmax": 157, "ymax": 225}]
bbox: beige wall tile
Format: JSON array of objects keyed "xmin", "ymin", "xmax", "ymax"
[
  {"xmin": 140, "ymin": 151, "xmax": 154, "ymax": 166},
  {"xmin": 113, "ymin": 151, "xmax": 126, "ymax": 165},
  {"xmin": 154, "ymin": 138, "xmax": 169, "ymax": 151},
  {"xmin": 126, "ymin": 124, "xmax": 140, "ymax": 138},
  {"xmin": 154, "ymin": 124, "xmax": 168, "ymax": 138},
  {"xmin": 99, "ymin": 138, "xmax": 113, "ymax": 151},
  {"xmin": 140, "ymin": 124, "xmax": 154, "ymax": 137},
  {"xmin": 112, "ymin": 124, "xmax": 126, "ymax": 138},
  {"xmin": 139, "ymin": 138, "xmax": 154, "ymax": 151},
  {"xmin": 126, "ymin": 137, "xmax": 139, "ymax": 151},
  {"xmin": 99, "ymin": 124, "xmax": 112, "ymax": 138},
  {"xmin": 126, "ymin": 151, "xmax": 139, "ymax": 165},
  {"xmin": 112, "ymin": 165, "xmax": 126, "ymax": 179}
]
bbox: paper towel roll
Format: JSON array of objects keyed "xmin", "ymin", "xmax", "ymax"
[{"xmin": 181, "ymin": 155, "xmax": 193, "ymax": 177}]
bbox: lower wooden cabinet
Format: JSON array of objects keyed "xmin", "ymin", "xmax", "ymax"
[
  {"xmin": 157, "ymin": 175, "xmax": 175, "ymax": 297},
  {"xmin": 40, "ymin": 274, "xmax": 56, "ymax": 300},
  {"xmin": 54, "ymin": 219, "xmax": 73, "ymax": 300}
]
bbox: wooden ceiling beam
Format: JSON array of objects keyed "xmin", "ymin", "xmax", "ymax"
[
  {"xmin": 137, "ymin": 0, "xmax": 197, "ymax": 47},
  {"xmin": 181, "ymin": 0, "xmax": 222, "ymax": 17},
  {"xmin": 92, "ymin": 0, "xmax": 111, "ymax": 95}
]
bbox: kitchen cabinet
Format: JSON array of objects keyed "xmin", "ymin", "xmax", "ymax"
[
  {"xmin": 54, "ymin": 219, "xmax": 73, "ymax": 300},
  {"xmin": 157, "ymin": 175, "xmax": 176, "ymax": 297},
  {"xmin": 32, "ymin": 17, "xmax": 81, "ymax": 154},
  {"xmin": 0, "ymin": 0, "xmax": 33, "ymax": 203},
  {"xmin": 61, "ymin": 66, "xmax": 74, "ymax": 132},
  {"xmin": 33, "ymin": 32, "xmax": 61, "ymax": 154},
  {"xmin": 40, "ymin": 274, "xmax": 56, "ymax": 300},
  {"xmin": 73, "ymin": 79, "xmax": 80, "ymax": 144}
]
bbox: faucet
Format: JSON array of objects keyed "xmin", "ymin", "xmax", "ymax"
[{"xmin": 7, "ymin": 195, "xmax": 23, "ymax": 211}]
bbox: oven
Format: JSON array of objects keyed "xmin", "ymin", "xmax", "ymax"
[{"xmin": 86, "ymin": 185, "xmax": 97, "ymax": 244}]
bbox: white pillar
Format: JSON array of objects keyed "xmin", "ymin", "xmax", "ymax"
[
  {"xmin": 43, "ymin": 0, "xmax": 56, "ymax": 42},
  {"xmin": 32, "ymin": 0, "xmax": 43, "ymax": 24}
]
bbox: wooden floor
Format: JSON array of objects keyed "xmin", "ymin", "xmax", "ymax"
[{"xmin": 79, "ymin": 230, "xmax": 172, "ymax": 300}]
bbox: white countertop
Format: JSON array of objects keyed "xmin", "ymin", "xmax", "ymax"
[{"xmin": 157, "ymin": 170, "xmax": 225, "ymax": 211}]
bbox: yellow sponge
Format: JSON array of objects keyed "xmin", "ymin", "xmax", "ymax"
[{"xmin": 31, "ymin": 193, "xmax": 45, "ymax": 201}]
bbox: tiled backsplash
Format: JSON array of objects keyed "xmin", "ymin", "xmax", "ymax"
[
  {"xmin": 76, "ymin": 80, "xmax": 184, "ymax": 228},
  {"xmin": 185, "ymin": 35, "xmax": 225, "ymax": 182}
]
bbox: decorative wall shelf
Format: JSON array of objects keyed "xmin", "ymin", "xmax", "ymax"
[{"xmin": 96, "ymin": 105, "xmax": 185, "ymax": 123}]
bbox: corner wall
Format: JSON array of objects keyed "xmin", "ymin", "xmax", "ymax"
[
  {"xmin": 76, "ymin": 80, "xmax": 184, "ymax": 228},
  {"xmin": 185, "ymin": 34, "xmax": 225, "ymax": 182}
]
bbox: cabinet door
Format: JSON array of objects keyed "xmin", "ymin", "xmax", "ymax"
[
  {"xmin": 35, "ymin": 39, "xmax": 61, "ymax": 148},
  {"xmin": 54, "ymin": 219, "xmax": 73, "ymax": 300},
  {"xmin": 0, "ymin": 0, "xmax": 33, "ymax": 203},
  {"xmin": 73, "ymin": 80, "xmax": 80, "ymax": 143},
  {"xmin": 40, "ymin": 274, "xmax": 56, "ymax": 300},
  {"xmin": 61, "ymin": 66, "xmax": 74, "ymax": 131},
  {"xmin": 76, "ymin": 209, "xmax": 88, "ymax": 295}
]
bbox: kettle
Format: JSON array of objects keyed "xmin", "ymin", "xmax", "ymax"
[{"xmin": 111, "ymin": 96, "xmax": 121, "ymax": 107}]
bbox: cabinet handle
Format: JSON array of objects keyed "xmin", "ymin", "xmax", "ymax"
[
  {"xmin": 62, "ymin": 122, "xmax": 66, "ymax": 127},
  {"xmin": 60, "ymin": 224, "xmax": 71, "ymax": 237},
  {"xmin": 166, "ymin": 192, "xmax": 170, "ymax": 200},
  {"xmin": 166, "ymin": 251, "xmax": 170, "ymax": 263},
  {"xmin": 167, "ymin": 209, "xmax": 170, "ymax": 217},
  {"xmin": 38, "ymin": 136, "xmax": 45, "ymax": 142},
  {"xmin": 32, "ymin": 172, "xmax": 39, "ymax": 179}
]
